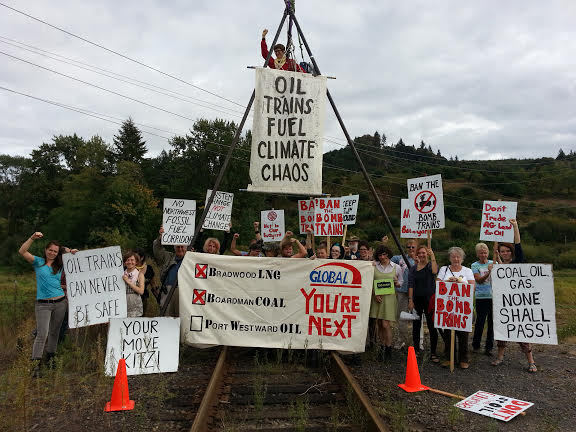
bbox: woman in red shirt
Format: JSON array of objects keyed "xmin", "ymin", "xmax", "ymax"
[{"xmin": 261, "ymin": 29, "xmax": 304, "ymax": 72}]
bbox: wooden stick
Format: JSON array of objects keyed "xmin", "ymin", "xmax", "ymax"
[
  {"xmin": 342, "ymin": 225, "xmax": 348, "ymax": 245},
  {"xmin": 450, "ymin": 329, "xmax": 455, "ymax": 372},
  {"xmin": 327, "ymin": 236, "xmax": 331, "ymax": 252},
  {"xmin": 427, "ymin": 230, "xmax": 431, "ymax": 249},
  {"xmin": 428, "ymin": 388, "xmax": 465, "ymax": 399}
]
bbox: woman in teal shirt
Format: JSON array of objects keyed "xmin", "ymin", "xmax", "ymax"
[{"xmin": 471, "ymin": 242, "xmax": 494, "ymax": 356}]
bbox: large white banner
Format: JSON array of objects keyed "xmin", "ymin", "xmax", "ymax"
[
  {"xmin": 63, "ymin": 246, "xmax": 126, "ymax": 328},
  {"xmin": 479, "ymin": 201, "xmax": 517, "ymax": 242},
  {"xmin": 202, "ymin": 190, "xmax": 234, "ymax": 231},
  {"xmin": 248, "ymin": 67, "xmax": 327, "ymax": 195},
  {"xmin": 314, "ymin": 197, "xmax": 344, "ymax": 237},
  {"xmin": 491, "ymin": 264, "xmax": 557, "ymax": 345},
  {"xmin": 162, "ymin": 198, "xmax": 196, "ymax": 245},
  {"xmin": 179, "ymin": 253, "xmax": 374, "ymax": 352},
  {"xmin": 341, "ymin": 195, "xmax": 360, "ymax": 226},
  {"xmin": 407, "ymin": 174, "xmax": 445, "ymax": 230},
  {"xmin": 400, "ymin": 199, "xmax": 428, "ymax": 239},
  {"xmin": 261, "ymin": 209, "xmax": 285, "ymax": 242},
  {"xmin": 105, "ymin": 317, "xmax": 180, "ymax": 376},
  {"xmin": 455, "ymin": 391, "xmax": 533, "ymax": 422}
]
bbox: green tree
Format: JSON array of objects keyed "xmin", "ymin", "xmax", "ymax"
[{"xmin": 113, "ymin": 118, "xmax": 147, "ymax": 164}]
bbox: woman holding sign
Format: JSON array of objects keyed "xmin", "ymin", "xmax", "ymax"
[
  {"xmin": 471, "ymin": 243, "xmax": 494, "ymax": 356},
  {"xmin": 123, "ymin": 251, "xmax": 145, "ymax": 317},
  {"xmin": 18, "ymin": 232, "xmax": 77, "ymax": 376},
  {"xmin": 437, "ymin": 247, "xmax": 475, "ymax": 369},
  {"xmin": 407, "ymin": 246, "xmax": 439, "ymax": 362},
  {"xmin": 491, "ymin": 219, "xmax": 537, "ymax": 372},
  {"xmin": 370, "ymin": 245, "xmax": 403, "ymax": 361}
]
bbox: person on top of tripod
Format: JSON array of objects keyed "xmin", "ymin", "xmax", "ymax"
[{"xmin": 261, "ymin": 29, "xmax": 305, "ymax": 72}]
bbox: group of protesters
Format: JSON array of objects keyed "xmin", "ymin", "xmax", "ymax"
[{"xmin": 19, "ymin": 213, "xmax": 536, "ymax": 376}]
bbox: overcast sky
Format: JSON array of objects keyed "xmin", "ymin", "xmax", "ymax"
[{"xmin": 1, "ymin": 0, "xmax": 575, "ymax": 160}]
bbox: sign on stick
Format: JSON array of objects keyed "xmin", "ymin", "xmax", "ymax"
[
  {"xmin": 261, "ymin": 209, "xmax": 285, "ymax": 242},
  {"xmin": 400, "ymin": 199, "xmax": 428, "ymax": 238},
  {"xmin": 407, "ymin": 174, "xmax": 445, "ymax": 230},
  {"xmin": 455, "ymin": 391, "xmax": 533, "ymax": 421},
  {"xmin": 298, "ymin": 199, "xmax": 315, "ymax": 234},
  {"xmin": 341, "ymin": 195, "xmax": 359, "ymax": 225},
  {"xmin": 434, "ymin": 281, "xmax": 474, "ymax": 332},
  {"xmin": 63, "ymin": 246, "xmax": 126, "ymax": 328},
  {"xmin": 491, "ymin": 264, "xmax": 557, "ymax": 344},
  {"xmin": 247, "ymin": 68, "xmax": 327, "ymax": 195},
  {"xmin": 314, "ymin": 197, "xmax": 343, "ymax": 236},
  {"xmin": 105, "ymin": 317, "xmax": 180, "ymax": 376},
  {"xmin": 162, "ymin": 198, "xmax": 196, "ymax": 245},
  {"xmin": 479, "ymin": 201, "xmax": 517, "ymax": 242},
  {"xmin": 202, "ymin": 190, "xmax": 234, "ymax": 231}
]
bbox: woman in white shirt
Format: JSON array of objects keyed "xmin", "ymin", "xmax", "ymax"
[{"xmin": 437, "ymin": 246, "xmax": 475, "ymax": 369}]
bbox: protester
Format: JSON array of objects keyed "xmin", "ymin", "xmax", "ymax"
[
  {"xmin": 279, "ymin": 231, "xmax": 307, "ymax": 258},
  {"xmin": 122, "ymin": 251, "xmax": 145, "ymax": 317},
  {"xmin": 345, "ymin": 235, "xmax": 360, "ymax": 260},
  {"xmin": 315, "ymin": 246, "xmax": 328, "ymax": 259},
  {"xmin": 370, "ymin": 245, "xmax": 403, "ymax": 360},
  {"xmin": 437, "ymin": 247, "xmax": 475, "ymax": 369},
  {"xmin": 471, "ymin": 243, "xmax": 494, "ymax": 356},
  {"xmin": 134, "ymin": 248, "xmax": 155, "ymax": 312},
  {"xmin": 392, "ymin": 238, "xmax": 418, "ymax": 349},
  {"xmin": 261, "ymin": 29, "xmax": 304, "ymax": 72},
  {"xmin": 153, "ymin": 226, "xmax": 187, "ymax": 317},
  {"xmin": 330, "ymin": 243, "xmax": 346, "ymax": 260},
  {"xmin": 357, "ymin": 241, "xmax": 372, "ymax": 261},
  {"xmin": 231, "ymin": 233, "xmax": 263, "ymax": 256},
  {"xmin": 262, "ymin": 242, "xmax": 280, "ymax": 257},
  {"xmin": 407, "ymin": 245, "xmax": 440, "ymax": 361},
  {"xmin": 193, "ymin": 228, "xmax": 231, "ymax": 255},
  {"xmin": 18, "ymin": 232, "xmax": 77, "ymax": 376},
  {"xmin": 491, "ymin": 219, "xmax": 537, "ymax": 372}
]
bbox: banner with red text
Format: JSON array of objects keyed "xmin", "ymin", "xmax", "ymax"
[
  {"xmin": 407, "ymin": 174, "xmax": 445, "ymax": 230},
  {"xmin": 479, "ymin": 201, "xmax": 517, "ymax": 242},
  {"xmin": 400, "ymin": 199, "xmax": 428, "ymax": 239},
  {"xmin": 261, "ymin": 209, "xmax": 285, "ymax": 242},
  {"xmin": 298, "ymin": 199, "xmax": 315, "ymax": 234},
  {"xmin": 179, "ymin": 253, "xmax": 374, "ymax": 352},
  {"xmin": 434, "ymin": 281, "xmax": 474, "ymax": 332},
  {"xmin": 455, "ymin": 391, "xmax": 533, "ymax": 421},
  {"xmin": 314, "ymin": 197, "xmax": 344, "ymax": 237}
]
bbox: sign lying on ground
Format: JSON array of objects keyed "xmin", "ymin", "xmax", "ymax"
[
  {"xmin": 407, "ymin": 174, "xmax": 445, "ymax": 230},
  {"xmin": 491, "ymin": 264, "xmax": 557, "ymax": 344},
  {"xmin": 434, "ymin": 281, "xmax": 474, "ymax": 332},
  {"xmin": 455, "ymin": 391, "xmax": 533, "ymax": 421},
  {"xmin": 400, "ymin": 199, "xmax": 428, "ymax": 238},
  {"xmin": 63, "ymin": 246, "xmax": 126, "ymax": 328},
  {"xmin": 341, "ymin": 195, "xmax": 360, "ymax": 225},
  {"xmin": 479, "ymin": 201, "xmax": 517, "ymax": 242},
  {"xmin": 314, "ymin": 197, "xmax": 343, "ymax": 236},
  {"xmin": 248, "ymin": 67, "xmax": 327, "ymax": 195},
  {"xmin": 179, "ymin": 253, "xmax": 374, "ymax": 352},
  {"xmin": 105, "ymin": 317, "xmax": 180, "ymax": 376},
  {"xmin": 162, "ymin": 198, "xmax": 196, "ymax": 245},
  {"xmin": 261, "ymin": 209, "xmax": 285, "ymax": 242},
  {"xmin": 202, "ymin": 190, "xmax": 234, "ymax": 231},
  {"xmin": 298, "ymin": 199, "xmax": 315, "ymax": 234}
]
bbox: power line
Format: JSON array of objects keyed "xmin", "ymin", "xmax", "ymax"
[{"xmin": 0, "ymin": 2, "xmax": 244, "ymax": 108}]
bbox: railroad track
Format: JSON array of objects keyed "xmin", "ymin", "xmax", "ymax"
[{"xmin": 190, "ymin": 347, "xmax": 388, "ymax": 432}]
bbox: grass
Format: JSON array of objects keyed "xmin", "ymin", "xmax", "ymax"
[{"xmin": 554, "ymin": 269, "xmax": 576, "ymax": 340}]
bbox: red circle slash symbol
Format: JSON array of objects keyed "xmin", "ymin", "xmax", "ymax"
[
  {"xmin": 414, "ymin": 191, "xmax": 437, "ymax": 214},
  {"xmin": 267, "ymin": 211, "xmax": 277, "ymax": 221}
]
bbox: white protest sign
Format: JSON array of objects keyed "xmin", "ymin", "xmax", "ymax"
[
  {"xmin": 480, "ymin": 201, "xmax": 517, "ymax": 242},
  {"xmin": 247, "ymin": 68, "xmax": 327, "ymax": 195},
  {"xmin": 298, "ymin": 199, "xmax": 315, "ymax": 234},
  {"xmin": 179, "ymin": 253, "xmax": 374, "ymax": 352},
  {"xmin": 314, "ymin": 197, "xmax": 343, "ymax": 236},
  {"xmin": 434, "ymin": 281, "xmax": 474, "ymax": 332},
  {"xmin": 261, "ymin": 209, "xmax": 285, "ymax": 242},
  {"xmin": 400, "ymin": 199, "xmax": 428, "ymax": 239},
  {"xmin": 491, "ymin": 264, "xmax": 557, "ymax": 344},
  {"xmin": 162, "ymin": 198, "xmax": 196, "ymax": 245},
  {"xmin": 63, "ymin": 246, "xmax": 126, "ymax": 328},
  {"xmin": 202, "ymin": 190, "xmax": 234, "ymax": 231},
  {"xmin": 105, "ymin": 317, "xmax": 180, "ymax": 376},
  {"xmin": 341, "ymin": 195, "xmax": 359, "ymax": 226},
  {"xmin": 455, "ymin": 391, "xmax": 533, "ymax": 422},
  {"xmin": 407, "ymin": 174, "xmax": 445, "ymax": 230}
]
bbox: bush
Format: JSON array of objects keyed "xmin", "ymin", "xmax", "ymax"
[{"xmin": 557, "ymin": 249, "xmax": 576, "ymax": 269}]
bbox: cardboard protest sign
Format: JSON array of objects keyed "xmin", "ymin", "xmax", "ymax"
[
  {"xmin": 180, "ymin": 253, "xmax": 374, "ymax": 352},
  {"xmin": 162, "ymin": 198, "xmax": 196, "ymax": 245},
  {"xmin": 63, "ymin": 246, "xmax": 126, "ymax": 328},
  {"xmin": 434, "ymin": 281, "xmax": 474, "ymax": 332},
  {"xmin": 407, "ymin": 174, "xmax": 445, "ymax": 230},
  {"xmin": 261, "ymin": 209, "xmax": 285, "ymax": 242},
  {"xmin": 455, "ymin": 391, "xmax": 533, "ymax": 421},
  {"xmin": 298, "ymin": 199, "xmax": 315, "ymax": 234},
  {"xmin": 314, "ymin": 197, "xmax": 343, "ymax": 236},
  {"xmin": 247, "ymin": 68, "xmax": 327, "ymax": 195},
  {"xmin": 202, "ymin": 190, "xmax": 234, "ymax": 231},
  {"xmin": 341, "ymin": 195, "xmax": 359, "ymax": 225},
  {"xmin": 400, "ymin": 199, "xmax": 428, "ymax": 238},
  {"xmin": 105, "ymin": 317, "xmax": 180, "ymax": 376},
  {"xmin": 480, "ymin": 201, "xmax": 517, "ymax": 242},
  {"xmin": 374, "ymin": 278, "xmax": 395, "ymax": 295},
  {"xmin": 491, "ymin": 264, "xmax": 557, "ymax": 344}
]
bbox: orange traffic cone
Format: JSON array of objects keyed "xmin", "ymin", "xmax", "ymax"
[
  {"xmin": 398, "ymin": 346, "xmax": 429, "ymax": 393},
  {"xmin": 104, "ymin": 358, "xmax": 135, "ymax": 412}
]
